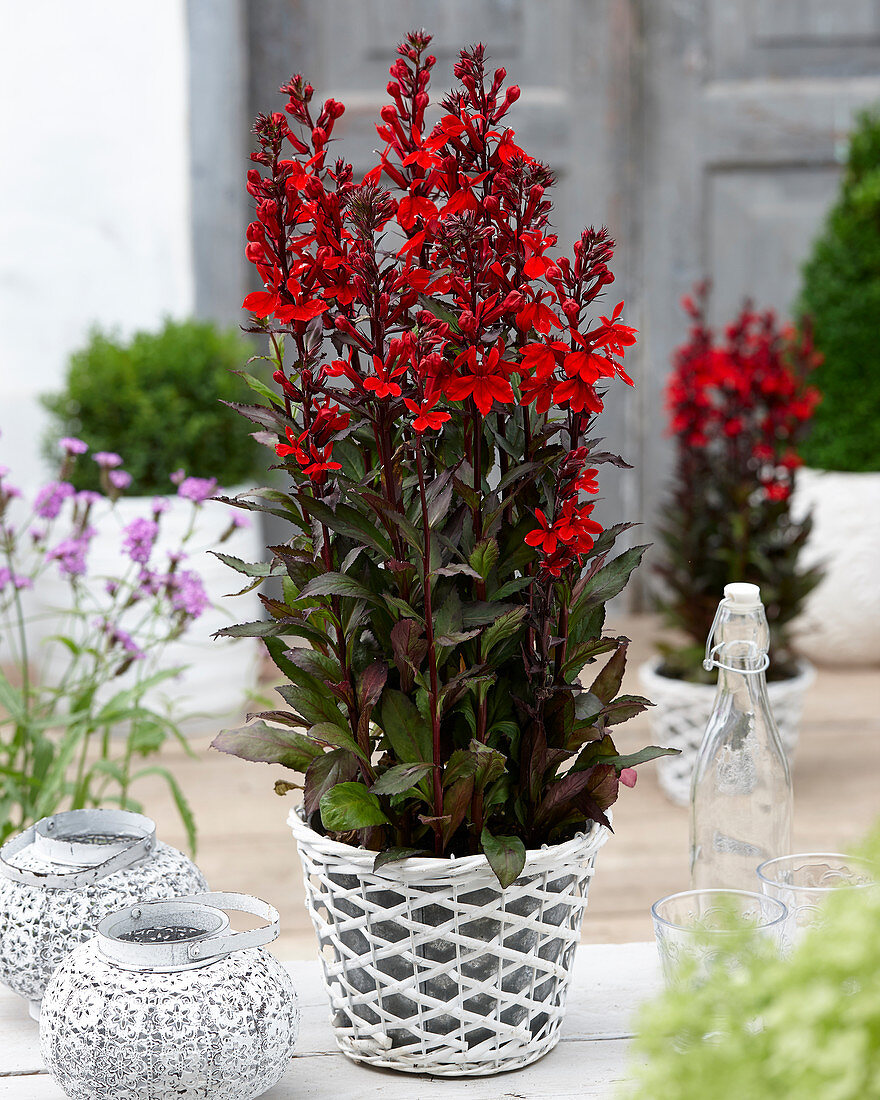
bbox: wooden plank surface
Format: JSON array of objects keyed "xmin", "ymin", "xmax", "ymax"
[{"xmin": 0, "ymin": 942, "xmax": 659, "ymax": 1097}]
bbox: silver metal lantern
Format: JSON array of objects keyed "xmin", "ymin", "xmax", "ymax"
[
  {"xmin": 0, "ymin": 808, "xmax": 207, "ymax": 1016},
  {"xmin": 40, "ymin": 891, "xmax": 300, "ymax": 1100}
]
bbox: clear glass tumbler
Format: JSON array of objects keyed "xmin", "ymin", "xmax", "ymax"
[
  {"xmin": 651, "ymin": 888, "xmax": 787, "ymax": 988},
  {"xmin": 756, "ymin": 852, "xmax": 877, "ymax": 949}
]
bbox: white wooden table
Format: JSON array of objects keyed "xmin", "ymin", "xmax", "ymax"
[{"xmin": 0, "ymin": 942, "xmax": 660, "ymax": 1098}]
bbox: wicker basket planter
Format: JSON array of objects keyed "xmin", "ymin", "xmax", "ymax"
[
  {"xmin": 638, "ymin": 657, "xmax": 815, "ymax": 807},
  {"xmin": 289, "ymin": 808, "xmax": 609, "ymax": 1076}
]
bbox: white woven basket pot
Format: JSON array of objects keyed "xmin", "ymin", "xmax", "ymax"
[
  {"xmin": 638, "ymin": 656, "xmax": 816, "ymax": 807},
  {"xmin": 289, "ymin": 808, "xmax": 608, "ymax": 1076}
]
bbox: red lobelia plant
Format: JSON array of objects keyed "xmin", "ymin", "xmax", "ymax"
[
  {"xmin": 655, "ymin": 285, "xmax": 823, "ymax": 681},
  {"xmin": 213, "ymin": 31, "xmax": 674, "ymax": 886}
]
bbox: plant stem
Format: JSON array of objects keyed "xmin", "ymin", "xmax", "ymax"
[{"xmin": 415, "ymin": 437, "xmax": 444, "ymax": 855}]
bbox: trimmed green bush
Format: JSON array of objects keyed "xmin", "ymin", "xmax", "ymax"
[
  {"xmin": 44, "ymin": 318, "xmax": 262, "ymax": 494},
  {"xmin": 796, "ymin": 106, "xmax": 880, "ymax": 472}
]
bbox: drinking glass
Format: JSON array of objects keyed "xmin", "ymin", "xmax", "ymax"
[
  {"xmin": 756, "ymin": 852, "xmax": 877, "ymax": 948},
  {"xmin": 651, "ymin": 888, "xmax": 787, "ymax": 988}
]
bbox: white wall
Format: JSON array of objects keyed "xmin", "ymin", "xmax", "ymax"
[{"xmin": 0, "ymin": 1, "xmax": 194, "ymax": 488}]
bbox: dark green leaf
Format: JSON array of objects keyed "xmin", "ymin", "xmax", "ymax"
[
  {"xmin": 589, "ymin": 642, "xmax": 628, "ymax": 704},
  {"xmin": 304, "ymin": 749, "xmax": 359, "ymax": 816},
  {"xmin": 371, "ymin": 762, "xmax": 436, "ymax": 796},
  {"xmin": 378, "ymin": 690, "xmax": 433, "ymax": 764},
  {"xmin": 480, "ymin": 828, "xmax": 526, "ymax": 889},
  {"xmin": 600, "ymin": 744, "xmax": 680, "ymax": 769},
  {"xmin": 300, "ymin": 572, "xmax": 381, "ymax": 604},
  {"xmin": 212, "ymin": 722, "xmax": 324, "ymax": 771},
  {"xmin": 307, "ymin": 722, "xmax": 369, "ymax": 763},
  {"xmin": 480, "ymin": 607, "xmax": 527, "ymax": 660},
  {"xmin": 574, "ymin": 545, "xmax": 649, "ymax": 611},
  {"xmin": 210, "ymin": 552, "xmax": 284, "ymax": 578},
  {"xmin": 373, "ymin": 847, "xmax": 431, "ymax": 872}
]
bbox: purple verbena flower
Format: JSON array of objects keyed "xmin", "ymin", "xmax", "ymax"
[
  {"xmin": 76, "ymin": 490, "xmax": 103, "ymax": 507},
  {"xmin": 108, "ymin": 469, "xmax": 132, "ymax": 491},
  {"xmin": 0, "ymin": 466, "xmax": 9, "ymax": 479},
  {"xmin": 151, "ymin": 497, "xmax": 170, "ymax": 515},
  {"xmin": 232, "ymin": 513, "xmax": 252, "ymax": 529},
  {"xmin": 111, "ymin": 627, "xmax": 145, "ymax": 660},
  {"xmin": 93, "ymin": 452, "xmax": 123, "ymax": 469},
  {"xmin": 34, "ymin": 481, "xmax": 75, "ymax": 520},
  {"xmin": 169, "ymin": 569, "xmax": 209, "ymax": 619},
  {"xmin": 59, "ymin": 437, "xmax": 88, "ymax": 455},
  {"xmin": 121, "ymin": 517, "xmax": 158, "ymax": 565},
  {"xmin": 170, "ymin": 468, "xmax": 186, "ymax": 486},
  {"xmin": 48, "ymin": 529, "xmax": 94, "ymax": 577},
  {"xmin": 177, "ymin": 476, "xmax": 218, "ymax": 505},
  {"xmin": 13, "ymin": 575, "xmax": 32, "ymax": 590},
  {"xmin": 0, "ymin": 567, "xmax": 10, "ymax": 591},
  {"xmin": 138, "ymin": 568, "xmax": 161, "ymax": 596}
]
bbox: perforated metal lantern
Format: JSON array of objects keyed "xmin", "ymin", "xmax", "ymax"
[
  {"xmin": 0, "ymin": 808, "xmax": 207, "ymax": 1016},
  {"xmin": 40, "ymin": 892, "xmax": 299, "ymax": 1100}
]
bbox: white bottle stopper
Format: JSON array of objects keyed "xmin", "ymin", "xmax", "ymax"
[{"xmin": 723, "ymin": 582, "xmax": 762, "ymax": 609}]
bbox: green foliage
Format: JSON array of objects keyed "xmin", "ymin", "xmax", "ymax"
[
  {"xmin": 43, "ymin": 318, "xmax": 263, "ymax": 494},
  {"xmin": 626, "ymin": 827, "xmax": 880, "ymax": 1100},
  {"xmin": 797, "ymin": 106, "xmax": 880, "ymax": 471}
]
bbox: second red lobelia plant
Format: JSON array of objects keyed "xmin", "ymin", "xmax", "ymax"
[{"xmin": 214, "ymin": 31, "xmax": 674, "ymax": 887}]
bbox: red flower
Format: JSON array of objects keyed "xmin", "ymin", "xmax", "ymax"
[
  {"xmin": 363, "ymin": 343, "xmax": 410, "ymax": 399},
  {"xmin": 445, "ymin": 346, "xmax": 515, "ymax": 416},
  {"xmin": 404, "ymin": 397, "xmax": 451, "ymax": 433},
  {"xmin": 398, "ymin": 194, "xmax": 439, "ymax": 231},
  {"xmin": 524, "ymin": 508, "xmax": 557, "ymax": 555},
  {"xmin": 554, "ymin": 375, "xmax": 604, "ymax": 415},
  {"xmin": 516, "ymin": 292, "xmax": 562, "ymax": 335}
]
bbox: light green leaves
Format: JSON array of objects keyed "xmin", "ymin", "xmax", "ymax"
[{"xmin": 319, "ymin": 783, "xmax": 390, "ymax": 832}]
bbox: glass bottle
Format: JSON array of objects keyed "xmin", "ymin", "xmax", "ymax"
[{"xmin": 689, "ymin": 583, "xmax": 792, "ymax": 890}]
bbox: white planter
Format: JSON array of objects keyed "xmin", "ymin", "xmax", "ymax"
[
  {"xmin": 790, "ymin": 467, "xmax": 880, "ymax": 666},
  {"xmin": 638, "ymin": 657, "xmax": 815, "ymax": 807},
  {"xmin": 29, "ymin": 491, "xmax": 263, "ymax": 728},
  {"xmin": 289, "ymin": 808, "xmax": 608, "ymax": 1076}
]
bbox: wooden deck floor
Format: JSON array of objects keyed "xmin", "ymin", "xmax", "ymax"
[{"xmin": 126, "ymin": 614, "xmax": 880, "ymax": 958}]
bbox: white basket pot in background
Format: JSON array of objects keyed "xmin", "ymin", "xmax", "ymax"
[
  {"xmin": 30, "ymin": 490, "xmax": 263, "ymax": 728},
  {"xmin": 289, "ymin": 807, "xmax": 609, "ymax": 1077},
  {"xmin": 789, "ymin": 467, "xmax": 880, "ymax": 666},
  {"xmin": 638, "ymin": 657, "xmax": 816, "ymax": 807}
]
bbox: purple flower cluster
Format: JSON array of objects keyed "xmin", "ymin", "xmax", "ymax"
[
  {"xmin": 169, "ymin": 569, "xmax": 209, "ymax": 619},
  {"xmin": 122, "ymin": 518, "xmax": 158, "ymax": 565},
  {"xmin": 177, "ymin": 476, "xmax": 218, "ymax": 505},
  {"xmin": 108, "ymin": 470, "xmax": 132, "ymax": 491},
  {"xmin": 59, "ymin": 437, "xmax": 88, "ymax": 455},
  {"xmin": 0, "ymin": 567, "xmax": 32, "ymax": 592},
  {"xmin": 94, "ymin": 618, "xmax": 145, "ymax": 660},
  {"xmin": 34, "ymin": 481, "xmax": 75, "ymax": 520},
  {"xmin": 93, "ymin": 452, "xmax": 123, "ymax": 469},
  {"xmin": 48, "ymin": 527, "xmax": 95, "ymax": 577}
]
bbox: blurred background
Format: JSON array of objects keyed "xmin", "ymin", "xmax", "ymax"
[{"xmin": 1, "ymin": 1, "xmax": 878, "ymax": 956}]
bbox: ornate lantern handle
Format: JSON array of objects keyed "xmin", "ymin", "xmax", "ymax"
[
  {"xmin": 0, "ymin": 810, "xmax": 157, "ymax": 891},
  {"xmin": 180, "ymin": 891, "xmax": 280, "ymax": 960}
]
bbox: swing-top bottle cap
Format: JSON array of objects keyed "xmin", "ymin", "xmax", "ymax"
[{"xmin": 723, "ymin": 583, "xmax": 762, "ymax": 610}]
